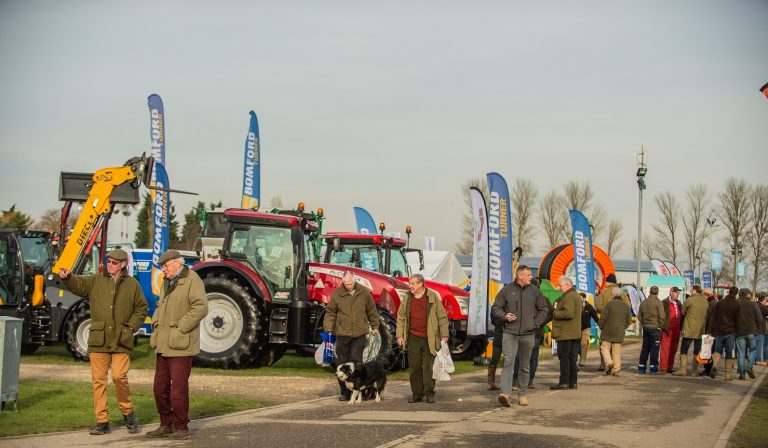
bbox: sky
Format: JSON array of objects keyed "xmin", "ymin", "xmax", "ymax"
[{"xmin": 1, "ymin": 0, "xmax": 766, "ymax": 260}]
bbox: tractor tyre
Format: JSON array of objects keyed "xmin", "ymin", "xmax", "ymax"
[
  {"xmin": 447, "ymin": 320, "xmax": 480, "ymax": 361},
  {"xmin": 196, "ymin": 272, "xmax": 268, "ymax": 369},
  {"xmin": 377, "ymin": 308, "xmax": 405, "ymax": 371},
  {"xmin": 64, "ymin": 304, "xmax": 91, "ymax": 362}
]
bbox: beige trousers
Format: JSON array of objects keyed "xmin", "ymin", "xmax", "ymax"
[
  {"xmin": 600, "ymin": 341, "xmax": 622, "ymax": 374},
  {"xmin": 90, "ymin": 352, "xmax": 133, "ymax": 422}
]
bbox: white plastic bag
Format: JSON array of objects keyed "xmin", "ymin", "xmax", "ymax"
[
  {"xmin": 314, "ymin": 344, "xmax": 325, "ymax": 365},
  {"xmin": 432, "ymin": 340, "xmax": 455, "ymax": 381},
  {"xmin": 362, "ymin": 332, "xmax": 382, "ymax": 363},
  {"xmin": 699, "ymin": 334, "xmax": 715, "ymax": 360}
]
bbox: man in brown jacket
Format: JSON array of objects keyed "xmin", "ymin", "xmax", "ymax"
[
  {"xmin": 675, "ymin": 285, "xmax": 709, "ymax": 376},
  {"xmin": 599, "ymin": 287, "xmax": 632, "ymax": 376},
  {"xmin": 147, "ymin": 250, "xmax": 208, "ymax": 440},
  {"xmin": 551, "ymin": 276, "xmax": 583, "ymax": 390},
  {"xmin": 324, "ymin": 271, "xmax": 379, "ymax": 400},
  {"xmin": 58, "ymin": 248, "xmax": 147, "ymax": 435},
  {"xmin": 595, "ymin": 273, "xmax": 630, "ymax": 370},
  {"xmin": 396, "ymin": 274, "xmax": 449, "ymax": 404}
]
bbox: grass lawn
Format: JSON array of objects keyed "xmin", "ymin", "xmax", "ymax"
[
  {"xmin": 22, "ymin": 340, "xmax": 486, "ymax": 380},
  {"xmin": 728, "ymin": 374, "xmax": 768, "ymax": 448},
  {"xmin": 0, "ymin": 379, "xmax": 264, "ymax": 437}
]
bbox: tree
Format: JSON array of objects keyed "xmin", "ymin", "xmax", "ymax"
[
  {"xmin": 181, "ymin": 202, "xmax": 206, "ymax": 250},
  {"xmin": 134, "ymin": 193, "xmax": 152, "ymax": 248},
  {"xmin": 539, "ymin": 191, "xmax": 567, "ymax": 250},
  {"xmin": 35, "ymin": 208, "xmax": 63, "ymax": 233},
  {"xmin": 651, "ymin": 192, "xmax": 680, "ymax": 265},
  {"xmin": 745, "ymin": 184, "xmax": 768, "ymax": 294},
  {"xmin": 455, "ymin": 177, "xmax": 489, "ymax": 255},
  {"xmin": 511, "ymin": 178, "xmax": 538, "ymax": 253},
  {"xmin": 560, "ymin": 181, "xmax": 605, "ymax": 242},
  {"xmin": 605, "ymin": 219, "xmax": 623, "ymax": 258},
  {"xmin": 682, "ymin": 184, "xmax": 714, "ymax": 272},
  {"xmin": 718, "ymin": 178, "xmax": 752, "ymax": 284},
  {"xmin": 0, "ymin": 204, "xmax": 33, "ymax": 230},
  {"xmin": 134, "ymin": 193, "xmax": 181, "ymax": 249}
]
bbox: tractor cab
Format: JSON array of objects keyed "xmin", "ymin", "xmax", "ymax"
[{"xmin": 322, "ymin": 232, "xmax": 423, "ymax": 278}]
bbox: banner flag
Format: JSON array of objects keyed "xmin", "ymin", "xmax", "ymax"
[
  {"xmin": 147, "ymin": 94, "xmax": 166, "ymax": 180},
  {"xmin": 760, "ymin": 82, "xmax": 768, "ymax": 99},
  {"xmin": 468, "ymin": 187, "xmax": 489, "ymax": 336},
  {"xmin": 737, "ymin": 262, "xmax": 746, "ymax": 278},
  {"xmin": 711, "ymin": 250, "xmax": 723, "ymax": 271},
  {"xmin": 683, "ymin": 270, "xmax": 695, "ymax": 289},
  {"xmin": 568, "ymin": 210, "xmax": 597, "ymax": 295},
  {"xmin": 651, "ymin": 259, "xmax": 671, "ymax": 275},
  {"xmin": 150, "ymin": 162, "xmax": 170, "ymax": 297},
  {"xmin": 241, "ymin": 111, "xmax": 260, "ymax": 209},
  {"xmin": 486, "ymin": 172, "xmax": 513, "ymax": 307},
  {"xmin": 702, "ymin": 271, "xmax": 713, "ymax": 289},
  {"xmin": 353, "ymin": 207, "xmax": 377, "ymax": 234},
  {"xmin": 664, "ymin": 261, "xmax": 683, "ymax": 277}
]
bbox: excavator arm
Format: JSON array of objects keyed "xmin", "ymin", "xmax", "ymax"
[{"xmin": 53, "ymin": 155, "xmax": 154, "ymax": 274}]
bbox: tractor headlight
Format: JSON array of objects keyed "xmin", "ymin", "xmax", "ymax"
[{"xmin": 455, "ymin": 296, "xmax": 469, "ymax": 316}]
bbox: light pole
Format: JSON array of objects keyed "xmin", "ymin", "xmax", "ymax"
[
  {"xmin": 636, "ymin": 146, "xmax": 648, "ymax": 287},
  {"xmin": 730, "ymin": 243, "xmax": 742, "ymax": 287}
]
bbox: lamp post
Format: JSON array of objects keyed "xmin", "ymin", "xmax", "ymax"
[
  {"xmin": 730, "ymin": 243, "xmax": 742, "ymax": 287},
  {"xmin": 636, "ymin": 146, "xmax": 648, "ymax": 287}
]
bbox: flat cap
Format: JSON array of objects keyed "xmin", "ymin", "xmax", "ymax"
[
  {"xmin": 670, "ymin": 286, "xmax": 682, "ymax": 292},
  {"xmin": 158, "ymin": 249, "xmax": 182, "ymax": 266},
  {"xmin": 105, "ymin": 248, "xmax": 128, "ymax": 262}
]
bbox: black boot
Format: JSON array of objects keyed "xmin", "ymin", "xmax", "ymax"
[
  {"xmin": 90, "ymin": 422, "xmax": 111, "ymax": 435},
  {"xmin": 124, "ymin": 412, "xmax": 140, "ymax": 434}
]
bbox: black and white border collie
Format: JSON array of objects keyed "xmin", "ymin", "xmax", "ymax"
[{"xmin": 335, "ymin": 356, "xmax": 389, "ymax": 404}]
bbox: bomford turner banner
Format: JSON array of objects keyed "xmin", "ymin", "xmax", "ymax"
[
  {"xmin": 241, "ymin": 111, "xmax": 261, "ymax": 209},
  {"xmin": 568, "ymin": 209, "xmax": 597, "ymax": 295},
  {"xmin": 486, "ymin": 172, "xmax": 513, "ymax": 306}
]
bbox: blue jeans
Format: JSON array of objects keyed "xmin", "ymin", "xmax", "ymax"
[
  {"xmin": 513, "ymin": 335, "xmax": 543, "ymax": 383},
  {"xmin": 714, "ymin": 333, "xmax": 736, "ymax": 359},
  {"xmin": 763, "ymin": 334, "xmax": 768, "ymax": 362},
  {"xmin": 736, "ymin": 335, "xmax": 756, "ymax": 375},
  {"xmin": 755, "ymin": 334, "xmax": 765, "ymax": 363},
  {"xmin": 639, "ymin": 327, "xmax": 661, "ymax": 370}
]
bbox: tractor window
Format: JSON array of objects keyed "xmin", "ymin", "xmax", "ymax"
[
  {"xmin": 0, "ymin": 236, "xmax": 19, "ymax": 305},
  {"xmin": 19, "ymin": 236, "xmax": 52, "ymax": 271},
  {"xmin": 329, "ymin": 244, "xmax": 380, "ymax": 272},
  {"xmin": 231, "ymin": 226, "xmax": 295, "ymax": 289},
  {"xmin": 389, "ymin": 249, "xmax": 409, "ymax": 277}
]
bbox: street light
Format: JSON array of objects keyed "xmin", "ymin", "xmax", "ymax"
[{"xmin": 635, "ymin": 146, "xmax": 648, "ymax": 287}]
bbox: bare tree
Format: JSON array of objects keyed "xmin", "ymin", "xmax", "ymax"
[
  {"xmin": 511, "ymin": 178, "xmax": 538, "ymax": 253},
  {"xmin": 539, "ymin": 191, "xmax": 567, "ymax": 250},
  {"xmin": 605, "ymin": 219, "xmax": 623, "ymax": 257},
  {"xmin": 562, "ymin": 181, "xmax": 594, "ymax": 212},
  {"xmin": 682, "ymin": 184, "xmax": 714, "ymax": 272},
  {"xmin": 455, "ymin": 177, "xmax": 489, "ymax": 255},
  {"xmin": 589, "ymin": 205, "xmax": 607, "ymax": 244},
  {"xmin": 718, "ymin": 178, "xmax": 753, "ymax": 284},
  {"xmin": 651, "ymin": 192, "xmax": 680, "ymax": 264},
  {"xmin": 35, "ymin": 207, "xmax": 80, "ymax": 235},
  {"xmin": 745, "ymin": 184, "xmax": 768, "ymax": 293}
]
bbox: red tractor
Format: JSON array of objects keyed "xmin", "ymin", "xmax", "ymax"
[
  {"xmin": 320, "ymin": 232, "xmax": 481, "ymax": 360},
  {"xmin": 194, "ymin": 208, "xmax": 409, "ymax": 369}
]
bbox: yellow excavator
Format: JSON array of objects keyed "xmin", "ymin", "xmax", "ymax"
[{"xmin": 1, "ymin": 154, "xmax": 193, "ymax": 360}]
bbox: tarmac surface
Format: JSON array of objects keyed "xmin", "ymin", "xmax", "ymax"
[{"xmin": 3, "ymin": 342, "xmax": 765, "ymax": 448}]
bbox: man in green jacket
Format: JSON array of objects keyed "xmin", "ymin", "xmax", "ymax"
[
  {"xmin": 146, "ymin": 250, "xmax": 208, "ymax": 440},
  {"xmin": 595, "ymin": 273, "xmax": 631, "ymax": 371},
  {"xmin": 551, "ymin": 276, "xmax": 583, "ymax": 389},
  {"xmin": 58, "ymin": 248, "xmax": 147, "ymax": 436},
  {"xmin": 599, "ymin": 287, "xmax": 632, "ymax": 376},
  {"xmin": 675, "ymin": 284, "xmax": 709, "ymax": 376},
  {"xmin": 396, "ymin": 274, "xmax": 449, "ymax": 404},
  {"xmin": 324, "ymin": 271, "xmax": 379, "ymax": 401}
]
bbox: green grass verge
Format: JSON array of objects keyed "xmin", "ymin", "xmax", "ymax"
[
  {"xmin": 728, "ymin": 373, "xmax": 768, "ymax": 448},
  {"xmin": 23, "ymin": 341, "xmax": 485, "ymax": 379},
  {"xmin": 0, "ymin": 379, "xmax": 264, "ymax": 437}
]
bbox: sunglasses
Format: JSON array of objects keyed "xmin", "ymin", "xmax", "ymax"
[{"xmin": 106, "ymin": 259, "xmax": 123, "ymax": 266}]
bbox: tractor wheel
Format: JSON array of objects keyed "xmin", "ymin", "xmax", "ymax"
[
  {"xmin": 255, "ymin": 345, "xmax": 287, "ymax": 367},
  {"xmin": 447, "ymin": 320, "xmax": 479, "ymax": 361},
  {"xmin": 196, "ymin": 273, "xmax": 267, "ymax": 369},
  {"xmin": 377, "ymin": 308, "xmax": 405, "ymax": 371},
  {"xmin": 64, "ymin": 305, "xmax": 91, "ymax": 362}
]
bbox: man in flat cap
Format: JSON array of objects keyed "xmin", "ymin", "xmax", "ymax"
[
  {"xmin": 146, "ymin": 250, "xmax": 208, "ymax": 440},
  {"xmin": 58, "ymin": 248, "xmax": 148, "ymax": 436}
]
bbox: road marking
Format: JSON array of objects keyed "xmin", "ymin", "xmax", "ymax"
[{"xmin": 376, "ymin": 434, "xmax": 420, "ymax": 448}]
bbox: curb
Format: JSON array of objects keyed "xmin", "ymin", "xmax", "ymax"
[{"xmin": 711, "ymin": 366, "xmax": 767, "ymax": 448}]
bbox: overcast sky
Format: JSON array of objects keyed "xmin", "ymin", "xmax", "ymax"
[{"xmin": 1, "ymin": 1, "xmax": 766, "ymax": 259}]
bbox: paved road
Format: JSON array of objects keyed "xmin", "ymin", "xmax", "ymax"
[{"xmin": 3, "ymin": 343, "xmax": 764, "ymax": 448}]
